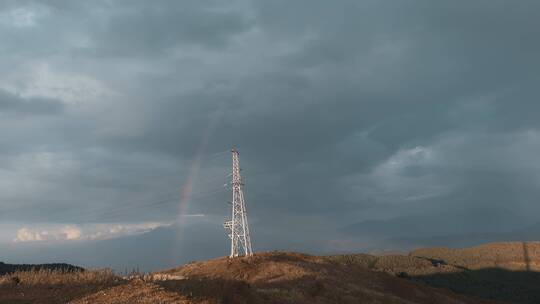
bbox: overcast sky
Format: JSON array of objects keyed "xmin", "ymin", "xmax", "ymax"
[{"xmin": 1, "ymin": 0, "xmax": 540, "ymax": 270}]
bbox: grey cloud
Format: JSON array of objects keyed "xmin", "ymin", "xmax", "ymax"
[
  {"xmin": 81, "ymin": 1, "xmax": 253, "ymax": 57},
  {"xmin": 0, "ymin": 0, "xmax": 539, "ymax": 270},
  {"xmin": 1, "ymin": 1, "xmax": 252, "ymax": 58},
  {"xmin": 0, "ymin": 90, "xmax": 64, "ymax": 115}
]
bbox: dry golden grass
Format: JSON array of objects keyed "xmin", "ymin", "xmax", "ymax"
[
  {"xmin": 71, "ymin": 279, "xmax": 190, "ymax": 304},
  {"xmin": 0, "ymin": 269, "xmax": 120, "ymax": 287},
  {"xmin": 155, "ymin": 252, "xmax": 493, "ymax": 304},
  {"xmin": 4, "ymin": 245, "xmax": 532, "ymax": 304},
  {"xmin": 326, "ymin": 253, "xmax": 462, "ymax": 277},
  {"xmin": 0, "ymin": 269, "xmax": 123, "ymax": 304},
  {"xmin": 411, "ymin": 241, "xmax": 540, "ymax": 270}
]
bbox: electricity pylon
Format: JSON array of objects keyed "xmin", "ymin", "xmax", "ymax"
[{"xmin": 223, "ymin": 148, "xmax": 253, "ymax": 257}]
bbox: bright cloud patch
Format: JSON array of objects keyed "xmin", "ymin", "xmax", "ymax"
[
  {"xmin": 1, "ymin": 63, "xmax": 116, "ymax": 105},
  {"xmin": 15, "ymin": 225, "xmax": 81, "ymax": 242},
  {"xmin": 343, "ymin": 129, "xmax": 540, "ymax": 211},
  {"xmin": 0, "ymin": 7, "xmax": 39, "ymax": 28},
  {"xmin": 341, "ymin": 145, "xmax": 446, "ymax": 206},
  {"xmin": 13, "ymin": 222, "xmax": 170, "ymax": 243}
]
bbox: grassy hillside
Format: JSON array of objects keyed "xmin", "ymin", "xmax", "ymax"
[
  {"xmin": 0, "ymin": 252, "xmax": 494, "ymax": 304},
  {"xmin": 328, "ymin": 242, "xmax": 540, "ymax": 304},
  {"xmin": 0, "ymin": 269, "xmax": 121, "ymax": 303},
  {"xmin": 408, "ymin": 242, "xmax": 540, "ymax": 303},
  {"xmin": 3, "ymin": 242, "xmax": 540, "ymax": 303},
  {"xmin": 410, "ymin": 241, "xmax": 540, "ymax": 270}
]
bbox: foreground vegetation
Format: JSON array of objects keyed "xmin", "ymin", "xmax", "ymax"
[
  {"xmin": 1, "ymin": 242, "xmax": 539, "ymax": 303},
  {"xmin": 0, "ymin": 269, "xmax": 122, "ymax": 304},
  {"xmin": 329, "ymin": 242, "xmax": 540, "ymax": 304},
  {"xmin": 0, "ymin": 269, "xmax": 118, "ymax": 286}
]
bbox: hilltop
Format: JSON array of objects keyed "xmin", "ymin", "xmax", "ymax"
[
  {"xmin": 2, "ymin": 242, "xmax": 540, "ymax": 303},
  {"xmin": 74, "ymin": 252, "xmax": 490, "ymax": 304}
]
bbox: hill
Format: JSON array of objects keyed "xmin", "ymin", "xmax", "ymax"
[
  {"xmin": 0, "ymin": 262, "xmax": 84, "ymax": 275},
  {"xmin": 410, "ymin": 241, "xmax": 540, "ymax": 271},
  {"xmin": 74, "ymin": 252, "xmax": 492, "ymax": 304},
  {"xmin": 327, "ymin": 242, "xmax": 540, "ymax": 304},
  {"xmin": 406, "ymin": 242, "xmax": 540, "ymax": 303},
  {"xmin": 3, "ymin": 242, "xmax": 540, "ymax": 303}
]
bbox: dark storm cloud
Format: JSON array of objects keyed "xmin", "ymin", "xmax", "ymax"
[
  {"xmin": 90, "ymin": 1, "xmax": 252, "ymax": 55},
  {"xmin": 0, "ymin": 0, "xmax": 251, "ymax": 59},
  {"xmin": 1, "ymin": 0, "xmax": 540, "ymax": 268},
  {"xmin": 0, "ymin": 90, "xmax": 64, "ymax": 115}
]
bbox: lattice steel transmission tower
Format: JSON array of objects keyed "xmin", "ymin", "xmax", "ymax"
[{"xmin": 223, "ymin": 148, "xmax": 253, "ymax": 257}]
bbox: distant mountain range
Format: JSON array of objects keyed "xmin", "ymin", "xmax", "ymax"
[
  {"xmin": 388, "ymin": 220, "xmax": 540, "ymax": 248},
  {"xmin": 341, "ymin": 207, "xmax": 540, "ymax": 250}
]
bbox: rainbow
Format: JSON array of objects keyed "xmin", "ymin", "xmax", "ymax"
[{"xmin": 171, "ymin": 109, "xmax": 224, "ymax": 264}]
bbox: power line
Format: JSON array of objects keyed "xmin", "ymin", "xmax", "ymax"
[{"xmin": 1, "ymin": 150, "xmax": 233, "ymax": 223}]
